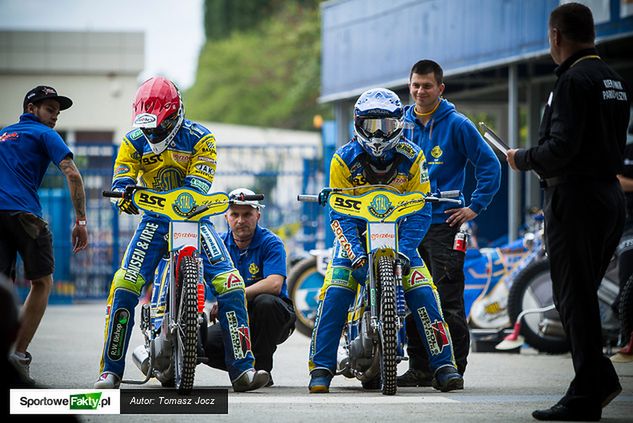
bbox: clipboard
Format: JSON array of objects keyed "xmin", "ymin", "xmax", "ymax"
[{"xmin": 478, "ymin": 122, "xmax": 511, "ymax": 157}]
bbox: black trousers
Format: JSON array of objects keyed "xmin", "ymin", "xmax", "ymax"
[
  {"xmin": 405, "ymin": 223, "xmax": 468, "ymax": 375},
  {"xmin": 205, "ymin": 293, "xmax": 296, "ymax": 373},
  {"xmin": 544, "ymin": 180, "xmax": 624, "ymax": 411}
]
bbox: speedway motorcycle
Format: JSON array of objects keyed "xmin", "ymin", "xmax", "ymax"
[
  {"xmin": 505, "ymin": 231, "xmax": 633, "ymax": 354},
  {"xmin": 103, "ymin": 185, "xmax": 263, "ymax": 393},
  {"xmin": 298, "ymin": 185, "xmax": 460, "ymax": 395}
]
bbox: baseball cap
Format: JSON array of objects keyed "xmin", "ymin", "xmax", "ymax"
[
  {"xmin": 23, "ymin": 86, "xmax": 73, "ymax": 111},
  {"xmin": 229, "ymin": 188, "xmax": 265, "ymax": 209}
]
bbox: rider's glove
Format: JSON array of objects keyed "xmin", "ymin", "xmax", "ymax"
[{"xmin": 117, "ymin": 198, "xmax": 139, "ymax": 215}]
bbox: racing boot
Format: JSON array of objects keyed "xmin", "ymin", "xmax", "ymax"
[
  {"xmin": 361, "ymin": 375, "xmax": 381, "ymax": 390},
  {"xmin": 94, "ymin": 372, "xmax": 121, "ymax": 389},
  {"xmin": 232, "ymin": 368, "xmax": 269, "ymax": 392},
  {"xmin": 397, "ymin": 368, "xmax": 433, "ymax": 387},
  {"xmin": 431, "ymin": 365, "xmax": 464, "ymax": 392},
  {"xmin": 309, "ymin": 369, "xmax": 333, "ymax": 393}
]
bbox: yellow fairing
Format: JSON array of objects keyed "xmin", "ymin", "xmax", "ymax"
[
  {"xmin": 328, "ymin": 189, "xmax": 426, "ymax": 223},
  {"xmin": 131, "ymin": 188, "xmax": 229, "ymax": 221}
]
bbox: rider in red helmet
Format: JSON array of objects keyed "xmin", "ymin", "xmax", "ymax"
[
  {"xmin": 94, "ymin": 77, "xmax": 269, "ymax": 392},
  {"xmin": 132, "ymin": 76, "xmax": 185, "ymax": 155}
]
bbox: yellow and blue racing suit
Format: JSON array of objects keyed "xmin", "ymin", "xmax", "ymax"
[
  {"xmin": 309, "ymin": 138, "xmax": 457, "ymax": 376},
  {"xmin": 98, "ymin": 120, "xmax": 255, "ymax": 382}
]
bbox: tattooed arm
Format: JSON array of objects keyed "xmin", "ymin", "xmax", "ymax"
[{"xmin": 59, "ymin": 157, "xmax": 88, "ymax": 252}]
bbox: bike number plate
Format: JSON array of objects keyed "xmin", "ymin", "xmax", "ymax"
[
  {"xmin": 368, "ymin": 222, "xmax": 397, "ymax": 251},
  {"xmin": 170, "ymin": 221, "xmax": 200, "ymax": 250}
]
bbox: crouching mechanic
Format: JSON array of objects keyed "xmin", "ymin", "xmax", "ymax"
[
  {"xmin": 94, "ymin": 77, "xmax": 268, "ymax": 391},
  {"xmin": 308, "ymin": 88, "xmax": 463, "ymax": 393},
  {"xmin": 203, "ymin": 188, "xmax": 296, "ymax": 387}
]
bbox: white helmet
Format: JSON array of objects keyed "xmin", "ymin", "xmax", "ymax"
[
  {"xmin": 353, "ymin": 88, "xmax": 404, "ymax": 158},
  {"xmin": 229, "ymin": 188, "xmax": 264, "ymax": 209}
]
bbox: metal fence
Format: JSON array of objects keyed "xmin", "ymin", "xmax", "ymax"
[{"xmin": 15, "ymin": 141, "xmax": 322, "ymax": 302}]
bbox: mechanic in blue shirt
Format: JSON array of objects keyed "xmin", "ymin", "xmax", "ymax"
[
  {"xmin": 0, "ymin": 86, "xmax": 88, "ymax": 384},
  {"xmin": 398, "ymin": 60, "xmax": 501, "ymax": 388},
  {"xmin": 204, "ymin": 188, "xmax": 295, "ymax": 387}
]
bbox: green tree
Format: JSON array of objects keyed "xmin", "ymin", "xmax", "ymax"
[{"xmin": 189, "ymin": 1, "xmax": 329, "ymax": 130}]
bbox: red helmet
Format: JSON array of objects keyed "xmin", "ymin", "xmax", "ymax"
[{"xmin": 132, "ymin": 77, "xmax": 184, "ymax": 154}]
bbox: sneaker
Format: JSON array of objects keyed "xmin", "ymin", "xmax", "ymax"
[
  {"xmin": 431, "ymin": 366, "xmax": 464, "ymax": 392},
  {"xmin": 9, "ymin": 352, "xmax": 35, "ymax": 385},
  {"xmin": 94, "ymin": 372, "xmax": 121, "ymax": 389},
  {"xmin": 309, "ymin": 369, "xmax": 333, "ymax": 393},
  {"xmin": 397, "ymin": 368, "xmax": 433, "ymax": 387},
  {"xmin": 232, "ymin": 368, "xmax": 269, "ymax": 392}
]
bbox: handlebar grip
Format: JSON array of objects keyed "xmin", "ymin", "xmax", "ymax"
[
  {"xmin": 242, "ymin": 194, "xmax": 264, "ymax": 201},
  {"xmin": 297, "ymin": 194, "xmax": 319, "ymax": 202},
  {"xmin": 102, "ymin": 190, "xmax": 124, "ymax": 198},
  {"xmin": 438, "ymin": 190, "xmax": 461, "ymax": 198}
]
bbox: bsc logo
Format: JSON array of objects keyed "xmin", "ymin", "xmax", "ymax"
[
  {"xmin": 137, "ymin": 192, "xmax": 166, "ymax": 208},
  {"xmin": 333, "ymin": 197, "xmax": 361, "ymax": 210},
  {"xmin": 368, "ymin": 194, "xmax": 393, "ymax": 218},
  {"xmin": 249, "ymin": 263, "xmax": 259, "ymax": 275}
]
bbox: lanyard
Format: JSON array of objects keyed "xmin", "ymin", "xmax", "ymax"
[{"xmin": 570, "ymin": 54, "xmax": 601, "ymax": 68}]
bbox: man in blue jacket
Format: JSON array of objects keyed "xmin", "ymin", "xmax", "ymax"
[
  {"xmin": 204, "ymin": 188, "xmax": 295, "ymax": 387},
  {"xmin": 398, "ymin": 60, "xmax": 501, "ymax": 387}
]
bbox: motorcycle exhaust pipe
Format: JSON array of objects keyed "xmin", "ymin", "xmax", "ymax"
[{"xmin": 132, "ymin": 345, "xmax": 150, "ymax": 376}]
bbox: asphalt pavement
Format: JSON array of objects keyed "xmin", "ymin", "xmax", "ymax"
[{"xmin": 18, "ymin": 303, "xmax": 633, "ymax": 422}]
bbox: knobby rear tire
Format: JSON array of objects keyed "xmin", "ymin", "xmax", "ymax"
[{"xmin": 619, "ymin": 274, "xmax": 633, "ymax": 346}]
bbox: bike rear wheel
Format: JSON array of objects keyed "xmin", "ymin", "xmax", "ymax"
[
  {"xmin": 287, "ymin": 257, "xmax": 323, "ymax": 337},
  {"xmin": 174, "ymin": 255, "xmax": 199, "ymax": 394},
  {"xmin": 620, "ymin": 273, "xmax": 633, "ymax": 346},
  {"xmin": 507, "ymin": 259, "xmax": 570, "ymax": 354},
  {"xmin": 377, "ymin": 256, "xmax": 397, "ymax": 395}
]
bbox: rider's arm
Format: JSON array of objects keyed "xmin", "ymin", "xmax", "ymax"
[
  {"xmin": 111, "ymin": 137, "xmax": 142, "ymax": 191},
  {"xmin": 329, "ymin": 153, "xmax": 367, "ymax": 265},
  {"xmin": 398, "ymin": 152, "xmax": 431, "ymax": 254},
  {"xmin": 184, "ymin": 131, "xmax": 218, "ymax": 194},
  {"xmin": 59, "ymin": 156, "xmax": 88, "ymax": 252}
]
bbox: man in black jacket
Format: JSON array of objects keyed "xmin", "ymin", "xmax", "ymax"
[{"xmin": 508, "ymin": 3, "xmax": 630, "ymax": 421}]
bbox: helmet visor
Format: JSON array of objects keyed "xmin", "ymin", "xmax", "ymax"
[
  {"xmin": 358, "ymin": 117, "xmax": 403, "ymax": 138},
  {"xmin": 141, "ymin": 113, "xmax": 179, "ymax": 144}
]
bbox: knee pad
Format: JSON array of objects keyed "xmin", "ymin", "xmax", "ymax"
[
  {"xmin": 112, "ymin": 267, "xmax": 146, "ymax": 296},
  {"xmin": 211, "ymin": 270, "xmax": 245, "ymax": 296},
  {"xmin": 403, "ymin": 265, "xmax": 436, "ymax": 293}
]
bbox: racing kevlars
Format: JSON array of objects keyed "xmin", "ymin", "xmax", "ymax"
[
  {"xmin": 94, "ymin": 77, "xmax": 269, "ymax": 391},
  {"xmin": 308, "ymin": 88, "xmax": 463, "ymax": 393}
]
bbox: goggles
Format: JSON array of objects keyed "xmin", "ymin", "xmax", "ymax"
[
  {"xmin": 358, "ymin": 117, "xmax": 403, "ymax": 138},
  {"xmin": 141, "ymin": 113, "xmax": 180, "ymax": 143}
]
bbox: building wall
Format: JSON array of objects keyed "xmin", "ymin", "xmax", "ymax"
[{"xmin": 0, "ymin": 30, "xmax": 144, "ymax": 142}]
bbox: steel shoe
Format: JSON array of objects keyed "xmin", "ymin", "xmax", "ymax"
[
  {"xmin": 431, "ymin": 366, "xmax": 464, "ymax": 392},
  {"xmin": 309, "ymin": 369, "xmax": 333, "ymax": 393},
  {"xmin": 94, "ymin": 372, "xmax": 121, "ymax": 389},
  {"xmin": 232, "ymin": 368, "xmax": 270, "ymax": 392}
]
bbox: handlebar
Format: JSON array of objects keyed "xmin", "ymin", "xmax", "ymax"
[
  {"xmin": 297, "ymin": 194, "xmax": 320, "ymax": 203},
  {"xmin": 102, "ymin": 185, "xmax": 147, "ymax": 199},
  {"xmin": 298, "ymin": 188, "xmax": 463, "ymax": 206}
]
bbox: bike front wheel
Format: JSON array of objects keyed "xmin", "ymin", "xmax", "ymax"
[
  {"xmin": 377, "ymin": 255, "xmax": 397, "ymax": 395},
  {"xmin": 174, "ymin": 255, "xmax": 199, "ymax": 394}
]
